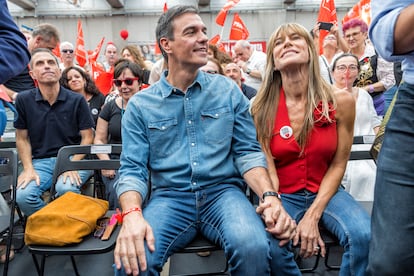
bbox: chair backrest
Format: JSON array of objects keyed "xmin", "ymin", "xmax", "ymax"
[
  {"xmin": 349, "ymin": 135, "xmax": 375, "ymax": 161},
  {"xmin": 50, "ymin": 144, "xmax": 122, "ymax": 196},
  {"xmin": 0, "ymin": 149, "xmax": 18, "ymax": 194}
]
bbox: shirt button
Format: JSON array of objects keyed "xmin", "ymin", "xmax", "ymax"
[
  {"xmin": 300, "ymin": 179, "xmax": 305, "ymax": 184},
  {"xmin": 186, "ymin": 97, "xmax": 189, "ymax": 101},
  {"xmin": 192, "ymin": 182, "xmax": 196, "ymax": 185},
  {"xmin": 215, "ymin": 114, "xmax": 219, "ymax": 117},
  {"xmin": 161, "ymin": 126, "xmax": 166, "ymax": 130},
  {"xmin": 193, "ymin": 162, "xmax": 197, "ymax": 166},
  {"xmin": 188, "ymin": 120, "xmax": 192, "ymax": 124},
  {"xmin": 191, "ymin": 143, "xmax": 195, "ymax": 146}
]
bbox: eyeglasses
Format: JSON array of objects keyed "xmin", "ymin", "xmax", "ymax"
[
  {"xmin": 205, "ymin": 70, "xmax": 218, "ymax": 74},
  {"xmin": 113, "ymin": 78, "xmax": 139, "ymax": 87},
  {"xmin": 61, "ymin": 49, "xmax": 74, "ymax": 54},
  {"xmin": 345, "ymin": 31, "xmax": 362, "ymax": 39},
  {"xmin": 335, "ymin": 65, "xmax": 359, "ymax": 72}
]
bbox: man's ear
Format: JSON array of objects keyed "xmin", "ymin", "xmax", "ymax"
[{"xmin": 159, "ymin": 37, "xmax": 171, "ymax": 55}]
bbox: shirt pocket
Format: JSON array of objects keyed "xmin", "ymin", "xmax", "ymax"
[
  {"xmin": 201, "ymin": 106, "xmax": 233, "ymax": 144},
  {"xmin": 148, "ymin": 118, "xmax": 180, "ymax": 158}
]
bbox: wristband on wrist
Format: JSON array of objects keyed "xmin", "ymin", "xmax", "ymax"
[
  {"xmin": 369, "ymin": 85, "xmax": 375, "ymax": 93},
  {"xmin": 261, "ymin": 191, "xmax": 281, "ymax": 202},
  {"xmin": 116, "ymin": 207, "xmax": 141, "ymax": 223}
]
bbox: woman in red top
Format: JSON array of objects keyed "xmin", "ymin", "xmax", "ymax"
[{"xmin": 251, "ymin": 23, "xmax": 370, "ymax": 275}]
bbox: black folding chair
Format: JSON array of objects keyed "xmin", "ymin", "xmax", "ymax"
[
  {"xmin": 27, "ymin": 144, "xmax": 122, "ymax": 276},
  {"xmin": 0, "ymin": 148, "xmax": 20, "ymax": 276}
]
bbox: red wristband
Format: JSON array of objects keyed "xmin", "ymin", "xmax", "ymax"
[
  {"xmin": 122, "ymin": 207, "xmax": 142, "ymax": 218},
  {"xmin": 115, "ymin": 207, "xmax": 142, "ymax": 223}
]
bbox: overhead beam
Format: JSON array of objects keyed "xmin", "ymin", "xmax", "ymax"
[
  {"xmin": 198, "ymin": 0, "xmax": 210, "ymax": 6},
  {"xmin": 106, "ymin": 0, "xmax": 124, "ymax": 9},
  {"xmin": 8, "ymin": 0, "xmax": 36, "ymax": 10}
]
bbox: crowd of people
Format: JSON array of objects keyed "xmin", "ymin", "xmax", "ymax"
[{"xmin": 1, "ymin": 0, "xmax": 413, "ymax": 275}]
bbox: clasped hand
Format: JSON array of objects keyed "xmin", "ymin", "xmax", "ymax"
[{"xmin": 256, "ymin": 199, "xmax": 297, "ymax": 246}]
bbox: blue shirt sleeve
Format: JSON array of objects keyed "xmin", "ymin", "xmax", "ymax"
[{"xmin": 0, "ymin": 0, "xmax": 31, "ymax": 84}]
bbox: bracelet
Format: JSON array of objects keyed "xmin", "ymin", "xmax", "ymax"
[
  {"xmin": 122, "ymin": 207, "xmax": 142, "ymax": 219},
  {"xmin": 368, "ymin": 85, "xmax": 375, "ymax": 93}
]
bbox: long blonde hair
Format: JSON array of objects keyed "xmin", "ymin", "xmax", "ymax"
[{"xmin": 251, "ymin": 23, "xmax": 335, "ymax": 153}]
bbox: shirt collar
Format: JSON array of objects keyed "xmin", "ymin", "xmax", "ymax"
[{"xmin": 159, "ymin": 70, "xmax": 203, "ymax": 98}]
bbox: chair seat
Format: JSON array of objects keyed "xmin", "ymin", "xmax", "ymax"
[
  {"xmin": 179, "ymin": 234, "xmax": 220, "ymax": 254},
  {"xmin": 28, "ymin": 210, "xmax": 119, "ymax": 255}
]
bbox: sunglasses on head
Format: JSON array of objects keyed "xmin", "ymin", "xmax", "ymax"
[
  {"xmin": 61, "ymin": 49, "xmax": 74, "ymax": 54},
  {"xmin": 113, "ymin": 78, "xmax": 139, "ymax": 87}
]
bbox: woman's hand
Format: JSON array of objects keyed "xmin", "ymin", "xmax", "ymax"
[{"xmin": 292, "ymin": 214, "xmax": 326, "ymax": 258}]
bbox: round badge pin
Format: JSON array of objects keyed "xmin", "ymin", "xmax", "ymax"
[{"xmin": 280, "ymin": 126, "xmax": 293, "ymax": 139}]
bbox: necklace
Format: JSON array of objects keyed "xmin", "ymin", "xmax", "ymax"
[{"xmin": 121, "ymin": 98, "xmax": 125, "ymax": 117}]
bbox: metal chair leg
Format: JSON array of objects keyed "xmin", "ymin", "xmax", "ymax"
[{"xmin": 70, "ymin": 255, "xmax": 81, "ymax": 276}]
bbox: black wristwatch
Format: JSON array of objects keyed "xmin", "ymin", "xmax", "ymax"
[
  {"xmin": 261, "ymin": 191, "xmax": 281, "ymax": 202},
  {"xmin": 245, "ymin": 68, "xmax": 251, "ymax": 75}
]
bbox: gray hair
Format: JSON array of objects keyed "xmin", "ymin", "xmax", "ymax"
[{"xmin": 60, "ymin": 41, "xmax": 74, "ymax": 50}]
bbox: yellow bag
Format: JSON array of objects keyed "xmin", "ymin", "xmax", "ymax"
[{"xmin": 25, "ymin": 191, "xmax": 109, "ymax": 246}]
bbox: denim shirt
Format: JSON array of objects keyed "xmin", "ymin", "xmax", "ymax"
[
  {"xmin": 369, "ymin": 0, "xmax": 414, "ymax": 85},
  {"xmin": 115, "ymin": 70, "xmax": 267, "ymax": 200}
]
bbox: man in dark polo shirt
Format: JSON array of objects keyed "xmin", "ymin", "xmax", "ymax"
[{"xmin": 14, "ymin": 48, "xmax": 94, "ymax": 216}]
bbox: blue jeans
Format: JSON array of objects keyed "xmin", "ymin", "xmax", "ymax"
[
  {"xmin": 114, "ymin": 184, "xmax": 300, "ymax": 276},
  {"xmin": 16, "ymin": 157, "xmax": 93, "ymax": 216},
  {"xmin": 367, "ymin": 82, "xmax": 414, "ymax": 275},
  {"xmin": 102, "ymin": 173, "xmax": 120, "ymax": 210},
  {"xmin": 281, "ymin": 189, "xmax": 370, "ymax": 276}
]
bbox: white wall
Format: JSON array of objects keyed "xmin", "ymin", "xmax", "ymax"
[{"xmin": 8, "ymin": 0, "xmax": 356, "ymax": 52}]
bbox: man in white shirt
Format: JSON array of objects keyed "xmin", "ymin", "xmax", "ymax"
[{"xmin": 233, "ymin": 40, "xmax": 266, "ymax": 91}]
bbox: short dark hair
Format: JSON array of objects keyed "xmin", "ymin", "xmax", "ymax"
[
  {"xmin": 32, "ymin": 23, "xmax": 60, "ymax": 44},
  {"xmin": 29, "ymin": 48, "xmax": 60, "ymax": 68},
  {"xmin": 155, "ymin": 5, "xmax": 199, "ymax": 62},
  {"xmin": 113, "ymin": 59, "xmax": 144, "ymax": 83},
  {"xmin": 331, "ymin": 53, "xmax": 360, "ymax": 72}
]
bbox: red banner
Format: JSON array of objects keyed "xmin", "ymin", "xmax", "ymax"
[
  {"xmin": 342, "ymin": 0, "xmax": 371, "ymax": 26},
  {"xmin": 229, "ymin": 13, "xmax": 249, "ymax": 40},
  {"xmin": 91, "ymin": 62, "xmax": 113, "ymax": 96},
  {"xmin": 317, "ymin": 0, "xmax": 337, "ymax": 55},
  {"xmin": 215, "ymin": 0, "xmax": 240, "ymax": 26},
  {"xmin": 75, "ymin": 20, "xmax": 87, "ymax": 67},
  {"xmin": 88, "ymin": 37, "xmax": 105, "ymax": 64}
]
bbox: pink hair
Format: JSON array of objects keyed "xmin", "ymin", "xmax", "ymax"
[{"xmin": 342, "ymin": 18, "xmax": 368, "ymax": 34}]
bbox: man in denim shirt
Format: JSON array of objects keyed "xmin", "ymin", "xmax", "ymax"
[
  {"xmin": 114, "ymin": 5, "xmax": 299, "ymax": 276},
  {"xmin": 367, "ymin": 1, "xmax": 414, "ymax": 275}
]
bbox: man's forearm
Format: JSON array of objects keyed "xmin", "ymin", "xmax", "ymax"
[{"xmin": 394, "ymin": 4, "xmax": 414, "ymax": 54}]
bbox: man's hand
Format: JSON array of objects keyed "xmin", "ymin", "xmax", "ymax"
[
  {"xmin": 60, "ymin": 170, "xmax": 82, "ymax": 186},
  {"xmin": 114, "ymin": 212, "xmax": 155, "ymax": 276},
  {"xmin": 17, "ymin": 168, "xmax": 40, "ymax": 189},
  {"xmin": 256, "ymin": 197, "xmax": 296, "ymax": 246}
]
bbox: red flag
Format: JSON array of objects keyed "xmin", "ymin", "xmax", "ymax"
[
  {"xmin": 209, "ymin": 34, "xmax": 226, "ymax": 53},
  {"xmin": 342, "ymin": 0, "xmax": 371, "ymax": 26},
  {"xmin": 317, "ymin": 0, "xmax": 337, "ymax": 54},
  {"xmin": 52, "ymin": 42, "xmax": 61, "ymax": 60},
  {"xmin": 75, "ymin": 19, "xmax": 87, "ymax": 67},
  {"xmin": 88, "ymin": 37, "xmax": 105, "ymax": 64},
  {"xmin": 229, "ymin": 13, "xmax": 249, "ymax": 40},
  {"xmin": 215, "ymin": 0, "xmax": 240, "ymax": 26},
  {"xmin": 163, "ymin": 2, "xmax": 168, "ymax": 13},
  {"xmin": 91, "ymin": 62, "xmax": 114, "ymax": 96},
  {"xmin": 209, "ymin": 34, "xmax": 221, "ymax": 45}
]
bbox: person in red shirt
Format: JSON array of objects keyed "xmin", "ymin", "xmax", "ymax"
[{"xmin": 251, "ymin": 23, "xmax": 370, "ymax": 275}]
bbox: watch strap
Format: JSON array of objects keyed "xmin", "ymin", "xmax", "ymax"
[{"xmin": 261, "ymin": 191, "xmax": 281, "ymax": 202}]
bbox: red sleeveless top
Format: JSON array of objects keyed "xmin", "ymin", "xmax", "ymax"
[{"xmin": 270, "ymin": 89, "xmax": 337, "ymax": 194}]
